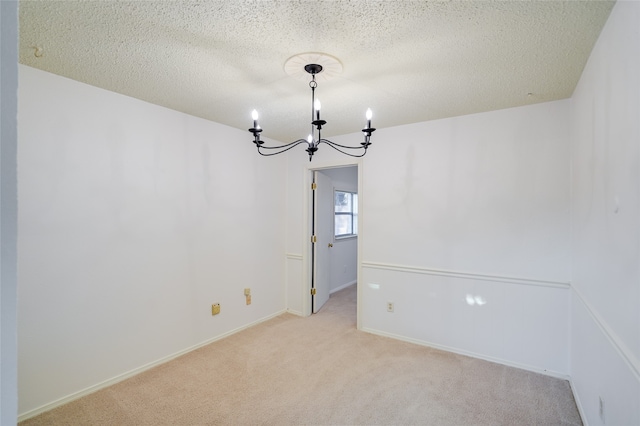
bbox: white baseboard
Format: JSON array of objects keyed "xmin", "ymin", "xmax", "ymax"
[
  {"xmin": 286, "ymin": 308, "xmax": 304, "ymax": 316},
  {"xmin": 330, "ymin": 280, "xmax": 357, "ymax": 294},
  {"xmin": 360, "ymin": 326, "xmax": 570, "ymax": 380},
  {"xmin": 18, "ymin": 309, "xmax": 287, "ymax": 422},
  {"xmin": 569, "ymin": 377, "xmax": 588, "ymax": 426}
]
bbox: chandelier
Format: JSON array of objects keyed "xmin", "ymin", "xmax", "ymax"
[{"xmin": 248, "ymin": 63, "xmax": 375, "ymax": 162}]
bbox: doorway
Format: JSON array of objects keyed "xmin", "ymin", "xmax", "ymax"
[{"xmin": 309, "ymin": 165, "xmax": 359, "ymax": 315}]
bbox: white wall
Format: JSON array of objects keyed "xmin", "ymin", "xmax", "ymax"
[
  {"xmin": 17, "ymin": 65, "xmax": 287, "ymax": 418},
  {"xmin": 321, "ymin": 166, "xmax": 357, "ymax": 192},
  {"xmin": 362, "ymin": 101, "xmax": 571, "ymax": 375},
  {"xmin": 321, "ymin": 166, "xmax": 358, "ymax": 293},
  {"xmin": 1, "ymin": 1, "xmax": 19, "ymax": 424},
  {"xmin": 286, "ymin": 100, "xmax": 572, "ymax": 375},
  {"xmin": 569, "ymin": 1, "xmax": 640, "ymax": 424}
]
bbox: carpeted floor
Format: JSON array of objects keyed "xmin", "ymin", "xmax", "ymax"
[{"xmin": 21, "ymin": 284, "xmax": 582, "ymax": 425}]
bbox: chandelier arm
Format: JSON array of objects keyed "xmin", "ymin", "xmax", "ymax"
[
  {"xmin": 256, "ymin": 139, "xmax": 308, "ymax": 150},
  {"xmin": 318, "ymin": 139, "xmax": 369, "ymax": 158},
  {"xmin": 257, "ymin": 139, "xmax": 310, "ymax": 156},
  {"xmin": 318, "ymin": 138, "xmax": 370, "ymax": 150}
]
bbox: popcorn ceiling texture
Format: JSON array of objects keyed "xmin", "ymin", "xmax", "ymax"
[{"xmin": 19, "ymin": 0, "xmax": 614, "ymax": 143}]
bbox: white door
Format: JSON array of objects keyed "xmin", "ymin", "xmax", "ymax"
[{"xmin": 312, "ymin": 170, "xmax": 333, "ymax": 313}]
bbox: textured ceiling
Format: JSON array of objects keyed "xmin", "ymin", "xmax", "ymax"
[{"xmin": 19, "ymin": 0, "xmax": 614, "ymax": 143}]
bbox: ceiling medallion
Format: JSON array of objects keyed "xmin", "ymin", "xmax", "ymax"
[{"xmin": 249, "ymin": 53, "xmax": 375, "ymax": 162}]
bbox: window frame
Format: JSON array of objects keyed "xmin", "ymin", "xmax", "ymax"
[{"xmin": 334, "ymin": 189, "xmax": 358, "ymax": 240}]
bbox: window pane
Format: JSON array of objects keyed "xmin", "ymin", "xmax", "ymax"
[
  {"xmin": 334, "ymin": 190, "xmax": 357, "ymax": 237},
  {"xmin": 335, "ymin": 191, "xmax": 351, "ymax": 213},
  {"xmin": 335, "ymin": 214, "xmax": 352, "ymax": 236}
]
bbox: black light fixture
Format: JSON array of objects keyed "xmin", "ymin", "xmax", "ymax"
[{"xmin": 248, "ymin": 63, "xmax": 375, "ymax": 162}]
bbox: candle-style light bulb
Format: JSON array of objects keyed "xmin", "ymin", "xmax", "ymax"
[
  {"xmin": 366, "ymin": 108, "xmax": 372, "ymax": 129},
  {"xmin": 251, "ymin": 109, "xmax": 259, "ymax": 129},
  {"xmin": 307, "ymin": 134, "xmax": 313, "ymax": 144},
  {"xmin": 314, "ymin": 99, "xmax": 321, "ymax": 121}
]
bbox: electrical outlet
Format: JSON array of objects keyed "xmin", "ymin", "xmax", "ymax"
[
  {"xmin": 211, "ymin": 303, "xmax": 221, "ymax": 315},
  {"xmin": 246, "ymin": 294, "xmax": 252, "ymax": 305},
  {"xmin": 387, "ymin": 302, "xmax": 394, "ymax": 312},
  {"xmin": 599, "ymin": 396, "xmax": 605, "ymax": 422}
]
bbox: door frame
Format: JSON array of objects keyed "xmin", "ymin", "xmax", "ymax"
[{"xmin": 301, "ymin": 158, "xmax": 363, "ymax": 329}]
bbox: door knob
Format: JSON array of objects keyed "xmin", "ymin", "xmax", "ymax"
[{"xmin": 328, "ymin": 243, "xmax": 333, "ymax": 248}]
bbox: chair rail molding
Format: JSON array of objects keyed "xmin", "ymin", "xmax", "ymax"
[
  {"xmin": 362, "ymin": 261, "xmax": 570, "ymax": 289},
  {"xmin": 572, "ymin": 284, "xmax": 640, "ymax": 382}
]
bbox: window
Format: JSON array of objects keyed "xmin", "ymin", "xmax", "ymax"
[{"xmin": 334, "ymin": 190, "xmax": 358, "ymax": 238}]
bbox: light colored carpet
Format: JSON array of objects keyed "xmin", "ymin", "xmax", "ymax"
[{"xmin": 21, "ymin": 284, "xmax": 582, "ymax": 425}]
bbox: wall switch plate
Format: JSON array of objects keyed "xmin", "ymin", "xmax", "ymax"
[
  {"xmin": 244, "ymin": 288, "xmax": 251, "ymax": 296},
  {"xmin": 211, "ymin": 303, "xmax": 221, "ymax": 315},
  {"xmin": 387, "ymin": 302, "xmax": 394, "ymax": 312}
]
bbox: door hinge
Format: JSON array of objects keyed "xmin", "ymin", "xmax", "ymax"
[
  {"xmin": 311, "ymin": 235, "xmax": 317, "ymax": 243},
  {"xmin": 311, "ymin": 288, "xmax": 317, "ymax": 295},
  {"xmin": 311, "ymin": 182, "xmax": 317, "ymax": 190}
]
